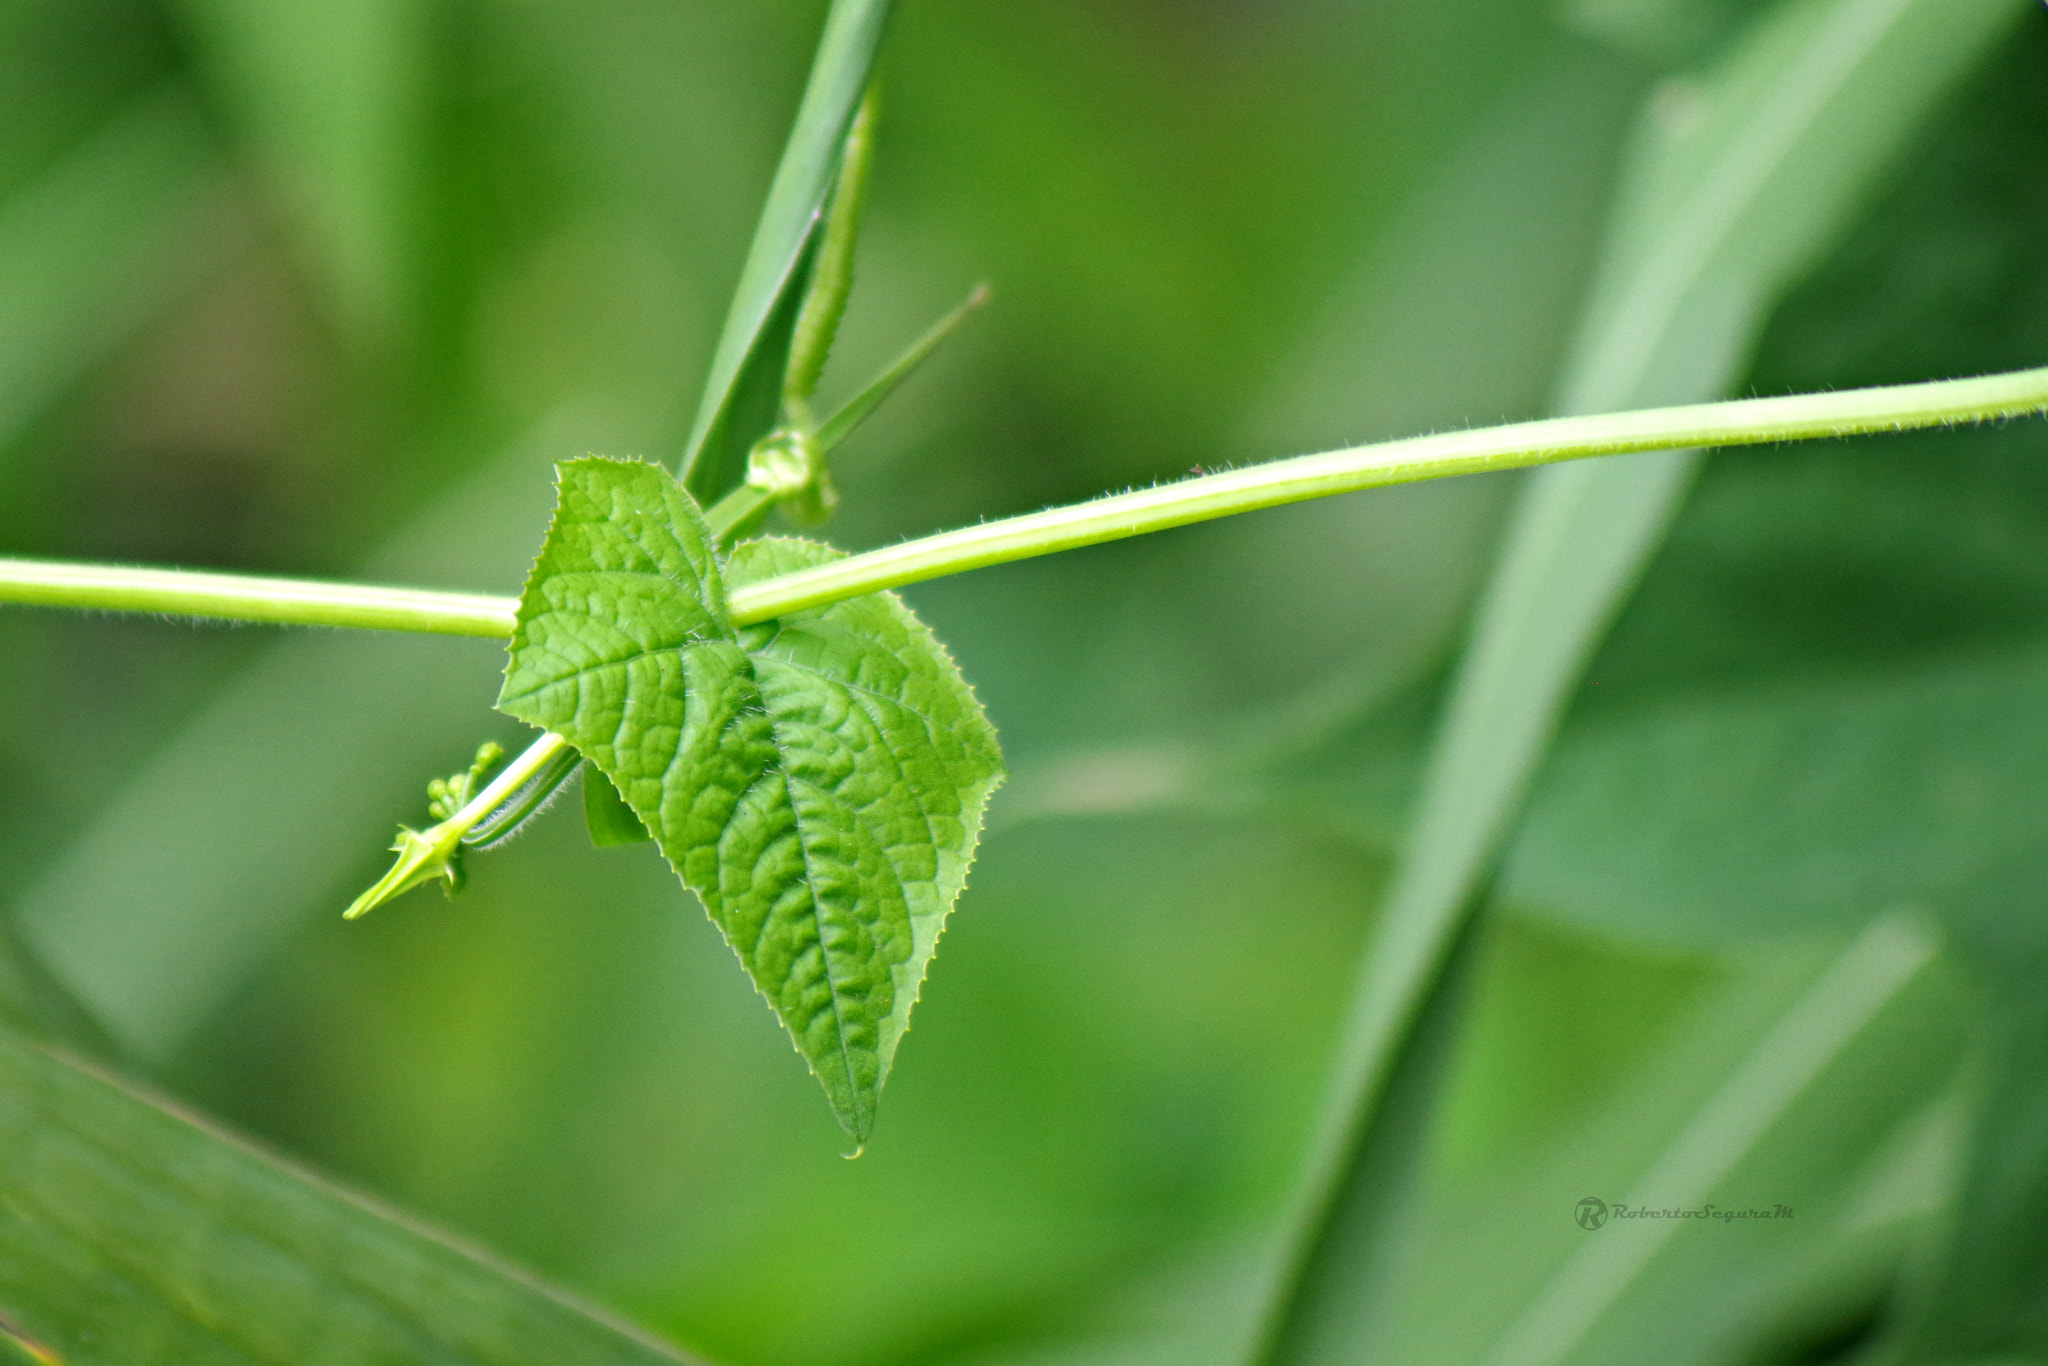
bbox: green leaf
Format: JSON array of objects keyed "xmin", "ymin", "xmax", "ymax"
[
  {"xmin": 678, "ymin": 0, "xmax": 891, "ymax": 502},
  {"xmin": 1505, "ymin": 646, "xmax": 2048, "ymax": 945},
  {"xmin": 498, "ymin": 458, "xmax": 1002, "ymax": 1142},
  {"xmin": 1890, "ymin": 852, "xmax": 2048, "ymax": 1364},
  {"xmin": 0, "ymin": 1022, "xmax": 698, "ymax": 1365},
  {"xmin": 0, "ymin": 917, "xmax": 112, "ymax": 1059},
  {"xmin": 1258, "ymin": 0, "xmax": 2027, "ymax": 1356}
]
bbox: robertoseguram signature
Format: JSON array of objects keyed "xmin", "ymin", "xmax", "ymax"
[{"xmin": 1575, "ymin": 1197, "xmax": 1795, "ymax": 1231}]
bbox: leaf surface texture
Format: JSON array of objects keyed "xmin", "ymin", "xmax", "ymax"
[{"xmin": 500, "ymin": 458, "xmax": 1001, "ymax": 1140}]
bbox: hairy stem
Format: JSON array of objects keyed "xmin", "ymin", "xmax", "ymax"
[
  {"xmin": 3, "ymin": 365, "xmax": 2045, "ymax": 634},
  {"xmin": 0, "ymin": 559, "xmax": 516, "ymax": 635},
  {"xmin": 727, "ymin": 365, "xmax": 2048, "ymax": 622},
  {"xmin": 451, "ymin": 733, "xmax": 573, "ymax": 839}
]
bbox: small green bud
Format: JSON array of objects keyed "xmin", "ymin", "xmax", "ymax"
[
  {"xmin": 425, "ymin": 741, "xmax": 507, "ymax": 820},
  {"xmin": 746, "ymin": 427, "xmax": 818, "ymax": 498}
]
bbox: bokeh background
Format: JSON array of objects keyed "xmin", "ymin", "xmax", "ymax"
[{"xmin": 4, "ymin": 1, "xmax": 2048, "ymax": 1363}]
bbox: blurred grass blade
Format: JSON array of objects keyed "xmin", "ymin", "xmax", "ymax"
[
  {"xmin": 1414, "ymin": 0, "xmax": 2028, "ymax": 963},
  {"xmin": 1478, "ymin": 917, "xmax": 1935, "ymax": 1366},
  {"xmin": 0, "ymin": 917, "xmax": 113, "ymax": 1059},
  {"xmin": 677, "ymin": 0, "xmax": 890, "ymax": 501},
  {"xmin": 693, "ymin": 262, "xmax": 812, "ymax": 507},
  {"xmin": 172, "ymin": 0, "xmax": 428, "ymax": 344},
  {"xmin": 815, "ymin": 284, "xmax": 989, "ymax": 455},
  {"xmin": 0, "ymin": 87, "xmax": 223, "ymax": 448},
  {"xmin": 1256, "ymin": 915, "xmax": 1485, "ymax": 1363},
  {"xmin": 0, "ymin": 1024, "xmax": 701, "ymax": 1365},
  {"xmin": 1254, "ymin": 0, "xmax": 2027, "ymax": 1358},
  {"xmin": 1887, "ymin": 855, "xmax": 2048, "ymax": 1362}
]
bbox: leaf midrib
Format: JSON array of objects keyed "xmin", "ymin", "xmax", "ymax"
[{"xmin": 754, "ymin": 676, "xmax": 870, "ymax": 1131}]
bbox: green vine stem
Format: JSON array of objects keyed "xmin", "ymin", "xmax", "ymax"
[
  {"xmin": 0, "ymin": 559, "xmax": 515, "ymax": 635},
  {"xmin": 3, "ymin": 364, "xmax": 2046, "ymax": 634},
  {"xmin": 343, "ymin": 731, "xmax": 572, "ymax": 919},
  {"xmin": 727, "ymin": 365, "xmax": 2048, "ymax": 622}
]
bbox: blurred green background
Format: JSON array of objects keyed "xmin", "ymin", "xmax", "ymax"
[{"xmin": 4, "ymin": 1, "xmax": 2048, "ymax": 1363}]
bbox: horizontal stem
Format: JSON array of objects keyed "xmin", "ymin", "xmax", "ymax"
[
  {"xmin": 0, "ymin": 558, "xmax": 516, "ymax": 636},
  {"xmin": 725, "ymin": 364, "xmax": 2048, "ymax": 623},
  {"xmin": 3, "ymin": 364, "xmax": 2046, "ymax": 635}
]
